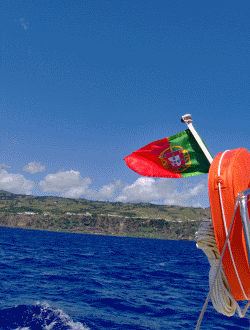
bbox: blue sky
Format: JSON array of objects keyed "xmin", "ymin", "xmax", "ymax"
[{"xmin": 0, "ymin": 0, "xmax": 249, "ymax": 208}]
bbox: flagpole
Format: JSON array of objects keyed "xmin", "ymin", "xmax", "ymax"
[{"xmin": 181, "ymin": 114, "xmax": 213, "ymax": 164}]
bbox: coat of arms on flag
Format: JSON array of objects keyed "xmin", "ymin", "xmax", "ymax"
[{"xmin": 159, "ymin": 146, "xmax": 191, "ymax": 173}]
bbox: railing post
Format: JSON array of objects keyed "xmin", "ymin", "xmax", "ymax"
[{"xmin": 238, "ymin": 189, "xmax": 250, "ymax": 267}]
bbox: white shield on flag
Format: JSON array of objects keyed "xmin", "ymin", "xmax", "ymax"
[{"xmin": 168, "ymin": 155, "xmax": 181, "ymax": 167}]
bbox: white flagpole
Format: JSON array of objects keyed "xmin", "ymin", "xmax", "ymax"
[{"xmin": 181, "ymin": 114, "xmax": 213, "ymax": 164}]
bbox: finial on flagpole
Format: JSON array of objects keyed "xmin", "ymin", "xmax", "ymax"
[{"xmin": 181, "ymin": 114, "xmax": 192, "ymax": 124}]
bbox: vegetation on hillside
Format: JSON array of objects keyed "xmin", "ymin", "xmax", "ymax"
[{"xmin": 0, "ymin": 190, "xmax": 211, "ymax": 240}]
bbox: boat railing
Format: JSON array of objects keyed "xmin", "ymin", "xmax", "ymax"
[{"xmin": 236, "ymin": 188, "xmax": 250, "ymax": 267}]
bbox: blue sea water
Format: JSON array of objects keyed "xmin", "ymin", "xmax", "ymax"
[{"xmin": 0, "ymin": 227, "xmax": 250, "ymax": 330}]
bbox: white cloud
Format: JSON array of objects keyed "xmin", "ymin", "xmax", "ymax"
[
  {"xmin": 115, "ymin": 177, "xmax": 175, "ymax": 203},
  {"xmin": 96, "ymin": 179, "xmax": 124, "ymax": 201},
  {"xmin": 38, "ymin": 169, "xmax": 208, "ymax": 207},
  {"xmin": 0, "ymin": 169, "xmax": 35, "ymax": 195},
  {"xmin": 0, "ymin": 164, "xmax": 11, "ymax": 169},
  {"xmin": 161, "ymin": 180, "xmax": 208, "ymax": 207},
  {"xmin": 39, "ymin": 170, "xmax": 94, "ymax": 197},
  {"xmin": 38, "ymin": 171, "xmax": 125, "ymax": 201},
  {"xmin": 21, "ymin": 162, "xmax": 46, "ymax": 174},
  {"xmin": 114, "ymin": 177, "xmax": 208, "ymax": 207},
  {"xmin": 61, "ymin": 185, "xmax": 94, "ymax": 199}
]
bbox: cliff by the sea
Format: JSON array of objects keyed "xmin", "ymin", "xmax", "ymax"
[{"xmin": 0, "ymin": 190, "xmax": 211, "ymax": 240}]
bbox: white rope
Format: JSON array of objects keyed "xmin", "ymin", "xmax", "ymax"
[
  {"xmin": 195, "ymin": 216, "xmax": 250, "ymax": 330},
  {"xmin": 195, "ymin": 220, "xmax": 237, "ymax": 317}
]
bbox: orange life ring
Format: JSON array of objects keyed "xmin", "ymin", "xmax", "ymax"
[{"xmin": 208, "ymin": 148, "xmax": 250, "ymax": 301}]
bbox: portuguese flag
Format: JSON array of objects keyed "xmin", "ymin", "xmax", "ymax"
[{"xmin": 124, "ymin": 129, "xmax": 212, "ymax": 178}]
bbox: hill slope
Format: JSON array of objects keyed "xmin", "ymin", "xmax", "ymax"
[{"xmin": 0, "ymin": 190, "xmax": 211, "ymax": 240}]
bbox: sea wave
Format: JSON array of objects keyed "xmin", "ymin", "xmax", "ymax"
[{"xmin": 0, "ymin": 301, "xmax": 89, "ymax": 330}]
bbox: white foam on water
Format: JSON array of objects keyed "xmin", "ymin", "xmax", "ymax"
[
  {"xmin": 53, "ymin": 307, "xmax": 90, "ymax": 330},
  {"xmin": 66, "ymin": 320, "xmax": 90, "ymax": 330},
  {"xmin": 44, "ymin": 321, "xmax": 57, "ymax": 330},
  {"xmin": 35, "ymin": 301, "xmax": 90, "ymax": 330}
]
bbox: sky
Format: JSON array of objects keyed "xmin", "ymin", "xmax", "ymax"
[{"xmin": 0, "ymin": 0, "xmax": 249, "ymax": 208}]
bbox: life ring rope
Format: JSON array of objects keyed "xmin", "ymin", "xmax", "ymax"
[
  {"xmin": 196, "ymin": 220, "xmax": 236, "ymax": 316},
  {"xmin": 218, "ymin": 150, "xmax": 248, "ymax": 300}
]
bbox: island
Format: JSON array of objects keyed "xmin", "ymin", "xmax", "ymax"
[{"xmin": 0, "ymin": 190, "xmax": 211, "ymax": 241}]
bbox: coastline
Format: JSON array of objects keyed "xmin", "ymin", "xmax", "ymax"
[{"xmin": 0, "ymin": 213, "xmax": 203, "ymax": 241}]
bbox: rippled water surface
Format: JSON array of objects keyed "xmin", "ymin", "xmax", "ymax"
[{"xmin": 0, "ymin": 226, "xmax": 250, "ymax": 329}]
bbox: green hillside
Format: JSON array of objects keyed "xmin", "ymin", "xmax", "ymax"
[{"xmin": 0, "ymin": 190, "xmax": 211, "ymax": 240}]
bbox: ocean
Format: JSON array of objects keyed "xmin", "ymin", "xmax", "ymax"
[{"xmin": 0, "ymin": 226, "xmax": 250, "ymax": 330}]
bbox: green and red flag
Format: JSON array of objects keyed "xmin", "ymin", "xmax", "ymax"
[{"xmin": 124, "ymin": 129, "xmax": 212, "ymax": 178}]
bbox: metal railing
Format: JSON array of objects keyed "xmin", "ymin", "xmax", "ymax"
[{"xmin": 236, "ymin": 188, "xmax": 250, "ymax": 267}]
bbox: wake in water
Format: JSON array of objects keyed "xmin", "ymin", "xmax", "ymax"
[{"xmin": 0, "ymin": 302, "xmax": 89, "ymax": 330}]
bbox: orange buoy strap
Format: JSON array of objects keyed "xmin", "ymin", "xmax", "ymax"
[{"xmin": 217, "ymin": 150, "xmax": 249, "ymax": 300}]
